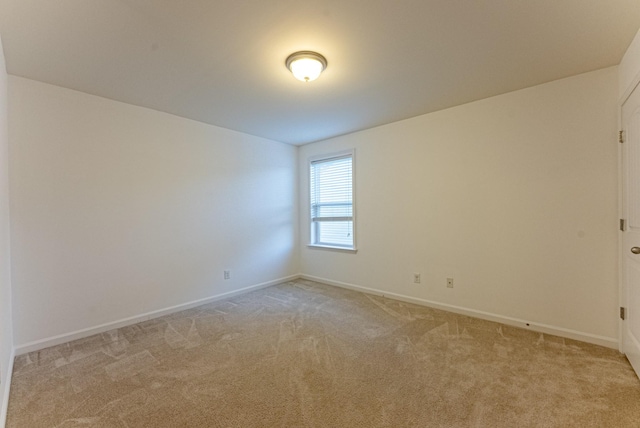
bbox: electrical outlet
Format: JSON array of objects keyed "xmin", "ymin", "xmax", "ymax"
[
  {"xmin": 447, "ymin": 278, "xmax": 454, "ymax": 288},
  {"xmin": 224, "ymin": 270, "xmax": 230, "ymax": 280},
  {"xmin": 413, "ymin": 273, "xmax": 421, "ymax": 284}
]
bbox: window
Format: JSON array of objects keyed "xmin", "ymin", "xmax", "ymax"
[{"xmin": 309, "ymin": 151, "xmax": 355, "ymax": 250}]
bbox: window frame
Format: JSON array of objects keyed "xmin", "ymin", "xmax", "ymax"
[{"xmin": 307, "ymin": 149, "xmax": 357, "ymax": 252}]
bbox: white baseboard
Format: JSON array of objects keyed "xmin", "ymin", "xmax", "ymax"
[
  {"xmin": 14, "ymin": 275, "xmax": 300, "ymax": 356},
  {"xmin": 0, "ymin": 346, "xmax": 15, "ymax": 428},
  {"xmin": 1, "ymin": 272, "xmax": 620, "ymax": 428},
  {"xmin": 300, "ymin": 274, "xmax": 618, "ymax": 349},
  {"xmin": 9, "ymin": 270, "xmax": 619, "ymax": 363}
]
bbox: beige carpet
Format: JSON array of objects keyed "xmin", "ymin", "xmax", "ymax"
[{"xmin": 6, "ymin": 279, "xmax": 640, "ymax": 427}]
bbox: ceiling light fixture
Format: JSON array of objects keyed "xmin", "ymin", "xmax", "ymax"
[{"xmin": 285, "ymin": 51, "xmax": 327, "ymax": 82}]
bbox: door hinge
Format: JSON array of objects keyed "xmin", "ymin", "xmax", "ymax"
[
  {"xmin": 620, "ymin": 218, "xmax": 626, "ymax": 231},
  {"xmin": 619, "ymin": 130, "xmax": 625, "ymax": 143},
  {"xmin": 620, "ymin": 307, "xmax": 626, "ymax": 320}
]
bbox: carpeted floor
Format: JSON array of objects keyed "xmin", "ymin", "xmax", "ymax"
[{"xmin": 6, "ymin": 279, "xmax": 640, "ymax": 427}]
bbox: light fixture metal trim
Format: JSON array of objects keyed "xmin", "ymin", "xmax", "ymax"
[{"xmin": 286, "ymin": 51, "xmax": 328, "ymax": 82}]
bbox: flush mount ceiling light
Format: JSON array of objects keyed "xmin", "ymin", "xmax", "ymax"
[{"xmin": 285, "ymin": 51, "xmax": 327, "ymax": 82}]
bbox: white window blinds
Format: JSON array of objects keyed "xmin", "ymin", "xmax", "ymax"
[{"xmin": 310, "ymin": 153, "xmax": 354, "ymax": 248}]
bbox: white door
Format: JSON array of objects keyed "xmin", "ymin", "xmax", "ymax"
[{"xmin": 622, "ymin": 83, "xmax": 640, "ymax": 377}]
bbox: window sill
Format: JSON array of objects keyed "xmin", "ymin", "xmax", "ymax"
[{"xmin": 307, "ymin": 244, "xmax": 358, "ymax": 253}]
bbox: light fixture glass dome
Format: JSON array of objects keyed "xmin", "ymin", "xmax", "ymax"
[{"xmin": 286, "ymin": 51, "xmax": 327, "ymax": 82}]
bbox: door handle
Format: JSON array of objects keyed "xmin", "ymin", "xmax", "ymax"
[{"xmin": 632, "ymin": 247, "xmax": 640, "ymax": 254}]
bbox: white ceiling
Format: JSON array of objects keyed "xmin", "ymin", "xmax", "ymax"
[{"xmin": 0, "ymin": 1, "xmax": 639, "ymax": 145}]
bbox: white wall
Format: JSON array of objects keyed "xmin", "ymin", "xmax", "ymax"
[
  {"xmin": 299, "ymin": 67, "xmax": 619, "ymax": 346},
  {"xmin": 620, "ymin": 28, "xmax": 640, "ymax": 100},
  {"xmin": 0, "ymin": 35, "xmax": 13, "ymax": 424},
  {"xmin": 8, "ymin": 77, "xmax": 298, "ymax": 347}
]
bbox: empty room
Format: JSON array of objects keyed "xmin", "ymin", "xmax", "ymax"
[{"xmin": 1, "ymin": 1, "xmax": 640, "ymax": 427}]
